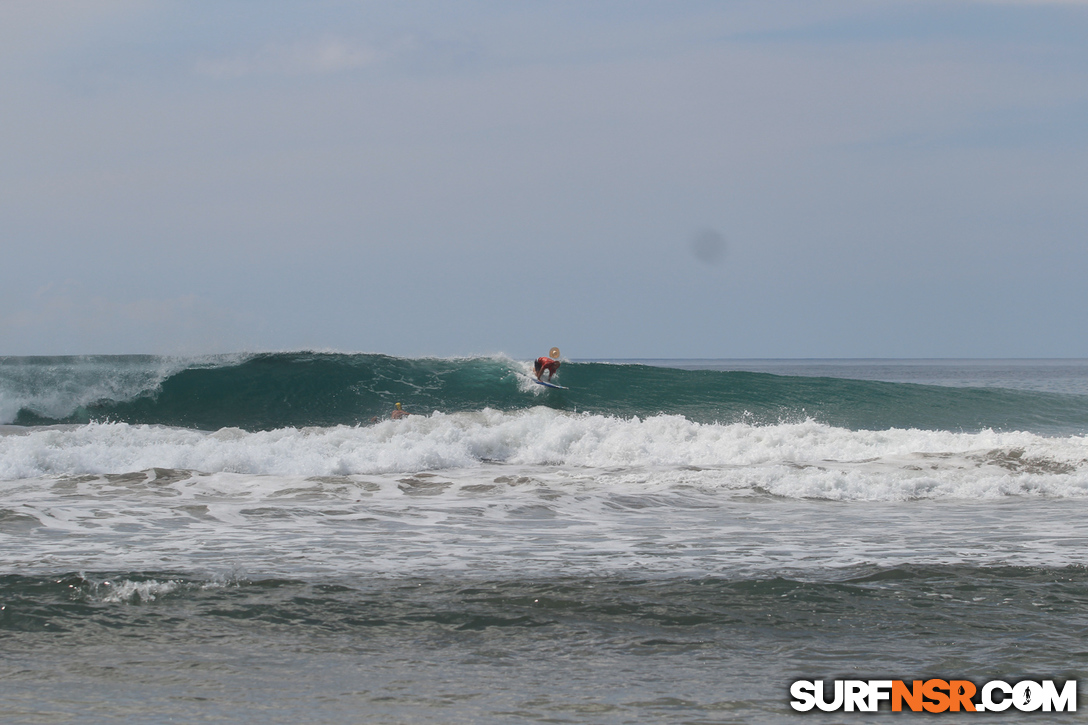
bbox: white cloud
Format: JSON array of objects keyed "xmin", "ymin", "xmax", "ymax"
[{"xmin": 195, "ymin": 38, "xmax": 381, "ymax": 79}]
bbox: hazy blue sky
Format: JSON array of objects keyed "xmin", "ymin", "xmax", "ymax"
[{"xmin": 2, "ymin": 1, "xmax": 1086, "ymax": 358}]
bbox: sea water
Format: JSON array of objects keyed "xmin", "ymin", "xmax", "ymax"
[{"xmin": 1, "ymin": 354, "xmax": 1086, "ymax": 723}]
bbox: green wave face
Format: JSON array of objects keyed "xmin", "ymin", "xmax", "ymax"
[
  {"xmin": 6, "ymin": 565, "xmax": 1088, "ymax": 634},
  {"xmin": 7, "ymin": 353, "xmax": 1088, "ymax": 433}
]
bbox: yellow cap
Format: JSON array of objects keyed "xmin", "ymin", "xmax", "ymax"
[{"xmin": 395, "ymin": 402, "xmax": 402, "ymax": 409}]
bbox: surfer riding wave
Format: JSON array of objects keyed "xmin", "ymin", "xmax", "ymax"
[{"xmin": 534, "ymin": 348, "xmax": 561, "ymax": 382}]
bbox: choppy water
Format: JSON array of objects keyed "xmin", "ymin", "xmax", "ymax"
[{"xmin": 2, "ymin": 354, "xmax": 1087, "ymax": 723}]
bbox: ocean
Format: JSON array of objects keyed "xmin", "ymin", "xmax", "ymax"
[{"xmin": 1, "ymin": 353, "xmax": 1086, "ymax": 723}]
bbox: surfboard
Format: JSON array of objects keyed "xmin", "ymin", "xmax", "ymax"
[{"xmin": 534, "ymin": 379, "xmax": 567, "ymax": 390}]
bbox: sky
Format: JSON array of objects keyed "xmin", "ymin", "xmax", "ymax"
[{"xmin": 1, "ymin": 0, "xmax": 1086, "ymax": 359}]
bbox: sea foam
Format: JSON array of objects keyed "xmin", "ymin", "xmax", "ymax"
[{"xmin": 2, "ymin": 410, "xmax": 1088, "ymax": 500}]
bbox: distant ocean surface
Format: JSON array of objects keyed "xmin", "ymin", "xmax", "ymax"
[{"xmin": 2, "ymin": 353, "xmax": 1086, "ymax": 723}]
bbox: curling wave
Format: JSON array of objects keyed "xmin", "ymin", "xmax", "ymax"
[{"xmin": 4, "ymin": 352, "xmax": 1088, "ymax": 434}]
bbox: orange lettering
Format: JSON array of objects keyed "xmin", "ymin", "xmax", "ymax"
[
  {"xmin": 892, "ymin": 680, "xmax": 924, "ymax": 712},
  {"xmin": 922, "ymin": 679, "xmax": 950, "ymax": 713},
  {"xmin": 948, "ymin": 680, "xmax": 977, "ymax": 712}
]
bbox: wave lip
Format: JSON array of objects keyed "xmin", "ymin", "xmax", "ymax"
[{"xmin": 0, "ymin": 353, "xmax": 250, "ymax": 426}]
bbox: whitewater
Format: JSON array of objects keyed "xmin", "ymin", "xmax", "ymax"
[
  {"xmin": 2, "ymin": 354, "xmax": 1087, "ymax": 723},
  {"xmin": 4, "ymin": 413, "xmax": 1088, "ymax": 497}
]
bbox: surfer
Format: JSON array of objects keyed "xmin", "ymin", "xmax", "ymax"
[{"xmin": 534, "ymin": 356, "xmax": 560, "ymax": 382}]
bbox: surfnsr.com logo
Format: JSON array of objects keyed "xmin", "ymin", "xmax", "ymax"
[{"xmin": 790, "ymin": 679, "xmax": 1077, "ymax": 713}]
